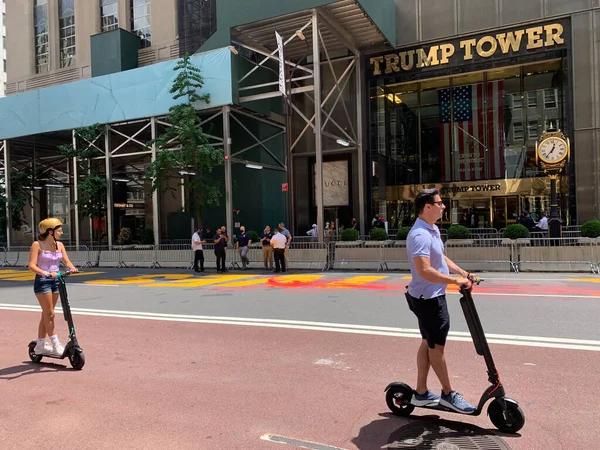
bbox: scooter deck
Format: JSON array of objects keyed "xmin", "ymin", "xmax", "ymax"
[{"xmin": 408, "ymin": 401, "xmax": 480, "ymax": 416}]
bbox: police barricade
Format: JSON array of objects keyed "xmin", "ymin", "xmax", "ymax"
[
  {"xmin": 380, "ymin": 241, "xmax": 411, "ymax": 271},
  {"xmin": 0, "ymin": 246, "xmax": 6, "ymax": 267},
  {"xmin": 287, "ymin": 241, "xmax": 328, "ymax": 271},
  {"xmin": 330, "ymin": 240, "xmax": 389, "ymax": 271},
  {"xmin": 514, "ymin": 237, "xmax": 598, "ymax": 273},
  {"xmin": 62, "ymin": 245, "xmax": 92, "ymax": 268},
  {"xmin": 444, "ymin": 238, "xmax": 515, "ymax": 272},
  {"xmin": 155, "ymin": 243, "xmax": 219, "ymax": 269},
  {"xmin": 90, "ymin": 245, "xmax": 123, "ymax": 268},
  {"xmin": 3, "ymin": 246, "xmax": 31, "ymax": 267},
  {"xmin": 118, "ymin": 245, "xmax": 157, "ymax": 268}
]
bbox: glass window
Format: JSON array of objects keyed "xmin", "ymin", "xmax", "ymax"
[
  {"xmin": 33, "ymin": 0, "xmax": 49, "ymax": 74},
  {"xmin": 101, "ymin": 0, "xmax": 119, "ymax": 32},
  {"xmin": 58, "ymin": 0, "xmax": 76, "ymax": 68},
  {"xmin": 131, "ymin": 0, "xmax": 151, "ymax": 48},
  {"xmin": 368, "ymin": 58, "xmax": 565, "ymax": 201}
]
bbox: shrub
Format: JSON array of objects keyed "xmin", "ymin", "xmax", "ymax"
[
  {"xmin": 341, "ymin": 228, "xmax": 359, "ymax": 241},
  {"xmin": 370, "ymin": 227, "xmax": 389, "ymax": 241},
  {"xmin": 447, "ymin": 225, "xmax": 470, "ymax": 240},
  {"xmin": 117, "ymin": 227, "xmax": 132, "ymax": 245},
  {"xmin": 503, "ymin": 224, "xmax": 530, "ymax": 240},
  {"xmin": 581, "ymin": 220, "xmax": 600, "ymax": 238},
  {"xmin": 396, "ymin": 226, "xmax": 412, "ymax": 240},
  {"xmin": 248, "ymin": 230, "xmax": 260, "ymax": 243}
]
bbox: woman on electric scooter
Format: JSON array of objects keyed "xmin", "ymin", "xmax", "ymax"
[{"xmin": 27, "ymin": 218, "xmax": 78, "ymax": 356}]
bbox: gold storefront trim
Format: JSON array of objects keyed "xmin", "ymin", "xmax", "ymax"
[{"xmin": 386, "ymin": 177, "xmax": 566, "ymax": 202}]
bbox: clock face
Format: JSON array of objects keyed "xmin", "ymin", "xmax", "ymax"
[{"xmin": 538, "ymin": 137, "xmax": 568, "ymax": 164}]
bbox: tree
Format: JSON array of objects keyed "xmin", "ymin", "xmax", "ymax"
[
  {"xmin": 0, "ymin": 169, "xmax": 34, "ymax": 232},
  {"xmin": 145, "ymin": 54, "xmax": 223, "ymax": 226},
  {"xmin": 58, "ymin": 124, "xmax": 107, "ymax": 244}
]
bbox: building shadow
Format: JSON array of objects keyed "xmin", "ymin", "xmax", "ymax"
[{"xmin": 351, "ymin": 413, "xmax": 518, "ymax": 449}]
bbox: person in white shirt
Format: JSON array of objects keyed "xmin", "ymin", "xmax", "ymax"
[
  {"xmin": 270, "ymin": 228, "xmax": 288, "ymax": 273},
  {"xmin": 192, "ymin": 227, "xmax": 206, "ymax": 272},
  {"xmin": 535, "ymin": 212, "xmax": 549, "ymax": 232}
]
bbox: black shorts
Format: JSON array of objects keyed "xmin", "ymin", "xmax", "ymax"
[{"xmin": 406, "ymin": 292, "xmax": 450, "ymax": 349}]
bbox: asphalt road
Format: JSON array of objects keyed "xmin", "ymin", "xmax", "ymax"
[{"xmin": 1, "ymin": 268, "xmax": 599, "ymax": 450}]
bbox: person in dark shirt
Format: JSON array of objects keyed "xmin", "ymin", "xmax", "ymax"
[
  {"xmin": 260, "ymin": 225, "xmax": 274, "ymax": 270},
  {"xmin": 518, "ymin": 211, "xmax": 536, "ymax": 231},
  {"xmin": 236, "ymin": 225, "xmax": 252, "ymax": 270},
  {"xmin": 213, "ymin": 228, "xmax": 229, "ymax": 273}
]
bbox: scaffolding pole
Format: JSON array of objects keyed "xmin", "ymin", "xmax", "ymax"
[
  {"xmin": 151, "ymin": 117, "xmax": 160, "ymax": 246},
  {"xmin": 312, "ymin": 11, "xmax": 324, "ymax": 244},
  {"xmin": 3, "ymin": 140, "xmax": 10, "ymax": 248},
  {"xmin": 223, "ymin": 105, "xmax": 233, "ymax": 238},
  {"xmin": 72, "ymin": 129, "xmax": 80, "ymax": 248},
  {"xmin": 105, "ymin": 125, "xmax": 114, "ymax": 248}
]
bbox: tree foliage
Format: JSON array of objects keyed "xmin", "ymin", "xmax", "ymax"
[
  {"xmin": 58, "ymin": 125, "xmax": 107, "ymax": 238},
  {"xmin": 145, "ymin": 54, "xmax": 223, "ymax": 224}
]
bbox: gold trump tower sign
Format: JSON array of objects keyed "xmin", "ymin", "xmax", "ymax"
[{"xmin": 369, "ymin": 22, "xmax": 567, "ymax": 77}]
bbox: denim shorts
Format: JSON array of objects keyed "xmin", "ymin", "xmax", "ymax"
[{"xmin": 33, "ymin": 275, "xmax": 59, "ymax": 294}]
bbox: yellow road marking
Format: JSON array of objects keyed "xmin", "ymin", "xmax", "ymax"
[
  {"xmin": 322, "ymin": 275, "xmax": 388, "ymax": 288},
  {"xmin": 569, "ymin": 277, "xmax": 600, "ymax": 283},
  {"xmin": 0, "ymin": 270, "xmax": 104, "ymax": 281},
  {"xmin": 218, "ymin": 274, "xmax": 324, "ymax": 287},
  {"xmin": 150, "ymin": 274, "xmax": 258, "ymax": 287}
]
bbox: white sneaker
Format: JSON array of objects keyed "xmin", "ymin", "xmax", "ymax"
[
  {"xmin": 52, "ymin": 343, "xmax": 65, "ymax": 356},
  {"xmin": 34, "ymin": 341, "xmax": 53, "ymax": 354}
]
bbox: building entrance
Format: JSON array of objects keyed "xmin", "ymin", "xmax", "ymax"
[{"xmin": 492, "ymin": 196, "xmax": 519, "ymax": 229}]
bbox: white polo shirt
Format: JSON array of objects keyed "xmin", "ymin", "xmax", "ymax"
[
  {"xmin": 192, "ymin": 232, "xmax": 203, "ymax": 251},
  {"xmin": 271, "ymin": 233, "xmax": 287, "ymax": 249}
]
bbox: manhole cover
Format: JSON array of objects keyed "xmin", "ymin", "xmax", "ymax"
[{"xmin": 385, "ymin": 419, "xmax": 512, "ymax": 449}]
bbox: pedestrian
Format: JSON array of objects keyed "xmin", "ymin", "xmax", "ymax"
[
  {"xmin": 27, "ymin": 218, "xmax": 79, "ymax": 356},
  {"xmin": 192, "ymin": 226, "xmax": 206, "ymax": 273},
  {"xmin": 213, "ymin": 227, "xmax": 229, "ymax": 273},
  {"xmin": 278, "ymin": 222, "xmax": 292, "ymax": 267},
  {"xmin": 270, "ymin": 228, "xmax": 287, "ymax": 273},
  {"xmin": 236, "ymin": 225, "xmax": 252, "ymax": 270},
  {"xmin": 306, "ymin": 224, "xmax": 318, "ymax": 241},
  {"xmin": 260, "ymin": 225, "xmax": 274, "ymax": 270},
  {"xmin": 405, "ymin": 188, "xmax": 477, "ymax": 413}
]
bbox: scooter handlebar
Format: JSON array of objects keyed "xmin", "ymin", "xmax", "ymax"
[
  {"xmin": 59, "ymin": 269, "xmax": 80, "ymax": 278},
  {"xmin": 460, "ymin": 275, "xmax": 483, "ymax": 292}
]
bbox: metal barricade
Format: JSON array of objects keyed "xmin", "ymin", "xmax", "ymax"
[
  {"xmin": 330, "ymin": 240, "xmax": 389, "ymax": 271},
  {"xmin": 119, "ymin": 245, "xmax": 157, "ymax": 268},
  {"xmin": 380, "ymin": 241, "xmax": 410, "ymax": 271},
  {"xmin": 287, "ymin": 241, "xmax": 328, "ymax": 271},
  {"xmin": 3, "ymin": 246, "xmax": 31, "ymax": 267},
  {"xmin": 445, "ymin": 239, "xmax": 514, "ymax": 272},
  {"xmin": 62, "ymin": 245, "xmax": 91, "ymax": 268},
  {"xmin": 90, "ymin": 245, "xmax": 123, "ymax": 268},
  {"xmin": 515, "ymin": 237, "xmax": 598, "ymax": 273},
  {"xmin": 155, "ymin": 243, "xmax": 220, "ymax": 269},
  {"xmin": 0, "ymin": 246, "xmax": 6, "ymax": 267}
]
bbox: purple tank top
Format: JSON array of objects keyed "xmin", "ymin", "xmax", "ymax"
[{"xmin": 37, "ymin": 242, "xmax": 63, "ymax": 273}]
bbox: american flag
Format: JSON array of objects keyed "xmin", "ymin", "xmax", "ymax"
[{"xmin": 438, "ymin": 82, "xmax": 505, "ymax": 181}]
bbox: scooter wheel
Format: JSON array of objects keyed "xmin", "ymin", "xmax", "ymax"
[
  {"xmin": 28, "ymin": 344, "xmax": 43, "ymax": 363},
  {"xmin": 68, "ymin": 348, "xmax": 85, "ymax": 370},
  {"xmin": 488, "ymin": 398, "xmax": 525, "ymax": 433},
  {"xmin": 385, "ymin": 385, "xmax": 415, "ymax": 417}
]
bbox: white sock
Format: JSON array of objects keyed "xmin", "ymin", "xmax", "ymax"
[{"xmin": 49, "ymin": 334, "xmax": 59, "ymax": 345}]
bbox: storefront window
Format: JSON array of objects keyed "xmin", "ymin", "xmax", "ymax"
[{"xmin": 369, "ymin": 59, "xmax": 568, "ymax": 228}]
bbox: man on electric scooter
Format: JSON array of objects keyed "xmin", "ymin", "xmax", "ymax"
[{"xmin": 406, "ymin": 189, "xmax": 476, "ymax": 414}]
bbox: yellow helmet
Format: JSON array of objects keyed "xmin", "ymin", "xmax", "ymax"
[{"xmin": 39, "ymin": 218, "xmax": 63, "ymax": 234}]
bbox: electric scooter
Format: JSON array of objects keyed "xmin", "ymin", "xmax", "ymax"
[
  {"xmin": 384, "ymin": 278, "xmax": 525, "ymax": 433},
  {"xmin": 28, "ymin": 270, "xmax": 86, "ymax": 370}
]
